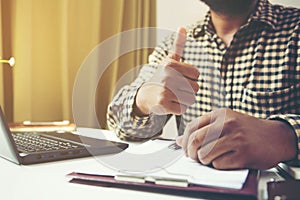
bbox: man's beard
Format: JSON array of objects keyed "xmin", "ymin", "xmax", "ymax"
[{"xmin": 200, "ymin": 0, "xmax": 257, "ymax": 16}]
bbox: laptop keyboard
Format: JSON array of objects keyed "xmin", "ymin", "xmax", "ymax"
[{"xmin": 12, "ymin": 132, "xmax": 83, "ymax": 153}]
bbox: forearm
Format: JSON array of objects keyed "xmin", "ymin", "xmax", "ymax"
[
  {"xmin": 107, "ymin": 33, "xmax": 178, "ymax": 140},
  {"xmin": 107, "ymin": 85, "xmax": 169, "ymax": 141},
  {"xmin": 268, "ymin": 114, "xmax": 300, "ymax": 163},
  {"xmin": 107, "ymin": 64, "xmax": 169, "ymax": 141}
]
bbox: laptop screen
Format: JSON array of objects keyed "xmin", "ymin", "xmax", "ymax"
[{"xmin": 0, "ymin": 107, "xmax": 20, "ymax": 164}]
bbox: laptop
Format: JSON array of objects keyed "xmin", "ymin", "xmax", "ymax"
[{"xmin": 0, "ymin": 107, "xmax": 128, "ymax": 165}]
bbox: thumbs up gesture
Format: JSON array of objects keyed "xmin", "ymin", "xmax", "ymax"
[
  {"xmin": 170, "ymin": 27, "xmax": 187, "ymax": 61},
  {"xmin": 134, "ymin": 27, "xmax": 200, "ymax": 116}
]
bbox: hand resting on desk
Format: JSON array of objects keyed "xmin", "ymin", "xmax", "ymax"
[{"xmin": 176, "ymin": 108, "xmax": 297, "ymax": 170}]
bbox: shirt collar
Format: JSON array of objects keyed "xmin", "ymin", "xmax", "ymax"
[
  {"xmin": 192, "ymin": 12, "xmax": 212, "ymax": 38},
  {"xmin": 249, "ymin": 0, "xmax": 277, "ymax": 30},
  {"xmin": 192, "ymin": 0, "xmax": 277, "ymax": 39}
]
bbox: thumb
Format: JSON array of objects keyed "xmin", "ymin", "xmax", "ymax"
[
  {"xmin": 176, "ymin": 135, "xmax": 183, "ymax": 147},
  {"xmin": 170, "ymin": 27, "xmax": 187, "ymax": 61}
]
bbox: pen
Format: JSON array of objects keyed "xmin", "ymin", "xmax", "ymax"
[
  {"xmin": 242, "ymin": 88, "xmax": 247, "ymax": 103},
  {"xmin": 151, "ymin": 137, "xmax": 176, "ymax": 141}
]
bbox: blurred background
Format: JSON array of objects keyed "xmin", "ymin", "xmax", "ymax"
[{"xmin": 0, "ymin": 0, "xmax": 299, "ymax": 129}]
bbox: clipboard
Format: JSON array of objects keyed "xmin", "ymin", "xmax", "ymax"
[{"xmin": 67, "ymin": 170, "xmax": 258, "ymax": 200}]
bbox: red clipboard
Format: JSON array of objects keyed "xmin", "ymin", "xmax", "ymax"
[{"xmin": 67, "ymin": 170, "xmax": 258, "ymax": 200}]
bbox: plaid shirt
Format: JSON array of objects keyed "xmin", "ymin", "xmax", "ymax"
[{"xmin": 107, "ymin": 0, "xmax": 300, "ymax": 161}]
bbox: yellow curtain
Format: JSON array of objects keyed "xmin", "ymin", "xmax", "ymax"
[
  {"xmin": 0, "ymin": 0, "xmax": 4, "ymax": 109},
  {"xmin": 0, "ymin": 0, "xmax": 156, "ymax": 128},
  {"xmin": 0, "ymin": 0, "xmax": 14, "ymax": 121}
]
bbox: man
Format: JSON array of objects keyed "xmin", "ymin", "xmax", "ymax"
[{"xmin": 107, "ymin": 0, "xmax": 300, "ymax": 170}]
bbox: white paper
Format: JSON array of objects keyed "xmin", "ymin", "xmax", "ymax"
[
  {"xmin": 76, "ymin": 139, "xmax": 249, "ymax": 190},
  {"xmin": 147, "ymin": 155, "xmax": 249, "ymax": 189}
]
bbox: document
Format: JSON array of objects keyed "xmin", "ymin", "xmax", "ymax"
[{"xmin": 72, "ymin": 139, "xmax": 249, "ymax": 190}]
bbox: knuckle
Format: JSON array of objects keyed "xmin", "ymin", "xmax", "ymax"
[
  {"xmin": 227, "ymin": 114, "xmax": 239, "ymax": 124},
  {"xmin": 189, "ymin": 134, "xmax": 201, "ymax": 151},
  {"xmin": 219, "ymin": 107, "xmax": 229, "ymax": 113},
  {"xmin": 157, "ymin": 99, "xmax": 164, "ymax": 106},
  {"xmin": 193, "ymin": 69, "xmax": 200, "ymax": 79},
  {"xmin": 198, "ymin": 157, "xmax": 206, "ymax": 165},
  {"xmin": 188, "ymin": 149, "xmax": 198, "ymax": 161},
  {"xmin": 232, "ymin": 134, "xmax": 248, "ymax": 151},
  {"xmin": 161, "ymin": 76, "xmax": 171, "ymax": 86},
  {"xmin": 186, "ymin": 117, "xmax": 200, "ymax": 131},
  {"xmin": 223, "ymin": 116, "xmax": 239, "ymax": 131},
  {"xmin": 198, "ymin": 151, "xmax": 209, "ymax": 165},
  {"xmin": 190, "ymin": 82, "xmax": 199, "ymax": 92},
  {"xmin": 165, "ymin": 59, "xmax": 176, "ymax": 68},
  {"xmin": 194, "ymin": 83, "xmax": 200, "ymax": 91},
  {"xmin": 191, "ymin": 136, "xmax": 200, "ymax": 148},
  {"xmin": 212, "ymin": 160, "xmax": 224, "ymax": 169},
  {"xmin": 217, "ymin": 107, "xmax": 231, "ymax": 115},
  {"xmin": 233, "ymin": 131, "xmax": 244, "ymax": 141},
  {"xmin": 185, "ymin": 94, "xmax": 196, "ymax": 106},
  {"xmin": 157, "ymin": 94, "xmax": 168, "ymax": 105},
  {"xmin": 227, "ymin": 117, "xmax": 238, "ymax": 125},
  {"xmin": 161, "ymin": 88, "xmax": 171, "ymax": 97},
  {"xmin": 185, "ymin": 122, "xmax": 194, "ymax": 133}
]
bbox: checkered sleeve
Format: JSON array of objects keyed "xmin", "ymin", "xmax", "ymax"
[
  {"xmin": 268, "ymin": 28, "xmax": 300, "ymax": 163},
  {"xmin": 107, "ymin": 34, "xmax": 176, "ymax": 141}
]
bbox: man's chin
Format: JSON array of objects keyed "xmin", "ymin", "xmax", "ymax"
[{"xmin": 200, "ymin": 0, "xmax": 256, "ymax": 15}]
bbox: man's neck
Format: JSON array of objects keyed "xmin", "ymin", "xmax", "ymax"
[{"xmin": 210, "ymin": 1, "xmax": 257, "ymax": 47}]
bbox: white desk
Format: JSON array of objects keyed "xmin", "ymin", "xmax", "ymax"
[{"xmin": 0, "ymin": 128, "xmax": 282, "ymax": 200}]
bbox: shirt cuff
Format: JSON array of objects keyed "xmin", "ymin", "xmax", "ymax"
[{"xmin": 126, "ymin": 86, "xmax": 152, "ymax": 128}]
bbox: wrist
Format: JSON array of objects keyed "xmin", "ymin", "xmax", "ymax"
[
  {"xmin": 271, "ymin": 120, "xmax": 298, "ymax": 162},
  {"xmin": 133, "ymin": 86, "xmax": 151, "ymax": 117}
]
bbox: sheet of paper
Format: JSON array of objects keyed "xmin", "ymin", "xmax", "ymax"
[
  {"xmin": 125, "ymin": 139, "xmax": 174, "ymax": 154},
  {"xmin": 76, "ymin": 139, "xmax": 249, "ymax": 190},
  {"xmin": 147, "ymin": 155, "xmax": 249, "ymax": 189}
]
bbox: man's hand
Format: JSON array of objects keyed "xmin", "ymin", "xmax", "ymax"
[
  {"xmin": 134, "ymin": 27, "xmax": 200, "ymax": 116},
  {"xmin": 176, "ymin": 108, "xmax": 297, "ymax": 170}
]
